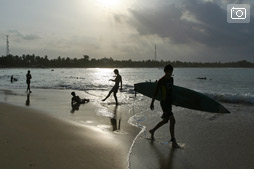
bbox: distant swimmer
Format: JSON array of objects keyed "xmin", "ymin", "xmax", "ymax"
[
  {"xmin": 26, "ymin": 70, "xmax": 32, "ymax": 93},
  {"xmin": 149, "ymin": 64, "xmax": 179, "ymax": 148},
  {"xmin": 71, "ymin": 91, "xmax": 89, "ymax": 106},
  {"xmin": 197, "ymin": 77, "xmax": 207, "ymax": 80},
  {"xmin": 10, "ymin": 75, "xmax": 17, "ymax": 83},
  {"xmin": 102, "ymin": 69, "xmax": 122, "ymax": 105}
]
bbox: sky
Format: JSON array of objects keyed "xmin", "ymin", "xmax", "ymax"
[{"xmin": 0, "ymin": 0, "xmax": 254, "ymax": 62}]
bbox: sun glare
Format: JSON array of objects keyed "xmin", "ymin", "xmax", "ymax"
[
  {"xmin": 96, "ymin": 0, "xmax": 128, "ymax": 11},
  {"xmin": 97, "ymin": 0, "xmax": 121, "ymax": 9}
]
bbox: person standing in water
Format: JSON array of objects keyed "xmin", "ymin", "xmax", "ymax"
[
  {"xmin": 26, "ymin": 70, "xmax": 32, "ymax": 93},
  {"xmin": 149, "ymin": 64, "xmax": 178, "ymax": 147},
  {"xmin": 102, "ymin": 69, "xmax": 122, "ymax": 105}
]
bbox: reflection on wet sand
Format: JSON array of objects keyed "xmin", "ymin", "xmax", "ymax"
[
  {"xmin": 149, "ymin": 141, "xmax": 193, "ymax": 169},
  {"xmin": 150, "ymin": 141, "xmax": 176, "ymax": 169},
  {"xmin": 71, "ymin": 103, "xmax": 81, "ymax": 113},
  {"xmin": 110, "ymin": 105, "xmax": 122, "ymax": 131},
  {"xmin": 25, "ymin": 93, "xmax": 30, "ymax": 106}
]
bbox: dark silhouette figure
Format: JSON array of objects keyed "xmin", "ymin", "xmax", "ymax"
[
  {"xmin": 197, "ymin": 77, "xmax": 207, "ymax": 80},
  {"xmin": 71, "ymin": 92, "xmax": 89, "ymax": 113},
  {"xmin": 102, "ymin": 69, "xmax": 122, "ymax": 105},
  {"xmin": 149, "ymin": 64, "xmax": 179, "ymax": 148},
  {"xmin": 10, "ymin": 75, "xmax": 17, "ymax": 83},
  {"xmin": 71, "ymin": 92, "xmax": 89, "ymax": 105},
  {"xmin": 26, "ymin": 93, "xmax": 30, "ymax": 106},
  {"xmin": 71, "ymin": 103, "xmax": 81, "ymax": 113},
  {"xmin": 26, "ymin": 70, "xmax": 32, "ymax": 93}
]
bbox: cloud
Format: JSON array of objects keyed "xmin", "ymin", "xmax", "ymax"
[
  {"xmin": 125, "ymin": 0, "xmax": 254, "ymax": 61},
  {"xmin": 183, "ymin": 0, "xmax": 254, "ymax": 47},
  {"xmin": 8, "ymin": 30, "xmax": 41, "ymax": 40},
  {"xmin": 129, "ymin": 0, "xmax": 254, "ymax": 47}
]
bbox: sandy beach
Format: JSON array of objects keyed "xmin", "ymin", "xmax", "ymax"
[
  {"xmin": 1, "ymin": 88, "xmax": 254, "ymax": 169},
  {"xmin": 0, "ymin": 88, "xmax": 140, "ymax": 169},
  {"xmin": 0, "ymin": 102, "xmax": 129, "ymax": 169},
  {"xmin": 130, "ymin": 103, "xmax": 254, "ymax": 169}
]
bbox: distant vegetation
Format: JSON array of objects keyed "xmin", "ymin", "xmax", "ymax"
[{"xmin": 0, "ymin": 54, "xmax": 253, "ymax": 68}]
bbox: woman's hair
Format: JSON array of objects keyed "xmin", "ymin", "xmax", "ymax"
[{"xmin": 114, "ymin": 69, "xmax": 119, "ymax": 74}]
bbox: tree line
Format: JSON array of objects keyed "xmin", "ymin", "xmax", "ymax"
[{"xmin": 0, "ymin": 54, "xmax": 253, "ymax": 68}]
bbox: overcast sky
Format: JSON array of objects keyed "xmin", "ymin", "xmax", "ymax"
[{"xmin": 0, "ymin": 0, "xmax": 253, "ymax": 62}]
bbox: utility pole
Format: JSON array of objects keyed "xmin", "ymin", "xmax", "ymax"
[
  {"xmin": 154, "ymin": 44, "xmax": 157, "ymax": 61},
  {"xmin": 6, "ymin": 35, "xmax": 10, "ymax": 56}
]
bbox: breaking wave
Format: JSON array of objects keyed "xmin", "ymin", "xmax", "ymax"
[{"xmin": 204, "ymin": 92, "xmax": 254, "ymax": 105}]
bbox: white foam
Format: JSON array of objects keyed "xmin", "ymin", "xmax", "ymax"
[{"xmin": 204, "ymin": 92, "xmax": 254, "ymax": 105}]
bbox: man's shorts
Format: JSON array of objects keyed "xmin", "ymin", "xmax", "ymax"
[{"xmin": 160, "ymin": 100, "xmax": 173, "ymax": 120}]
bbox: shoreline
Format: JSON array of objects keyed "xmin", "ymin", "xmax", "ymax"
[
  {"xmin": 0, "ymin": 88, "xmax": 140, "ymax": 169},
  {"xmin": 0, "ymin": 102, "xmax": 129, "ymax": 169},
  {"xmin": 1, "ymin": 88, "xmax": 254, "ymax": 169}
]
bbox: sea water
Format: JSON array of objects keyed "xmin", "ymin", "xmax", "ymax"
[
  {"xmin": 0, "ymin": 68, "xmax": 253, "ymax": 122},
  {"xmin": 1, "ymin": 67, "xmax": 253, "ymax": 139},
  {"xmin": 1, "ymin": 68, "xmax": 254, "ymax": 169},
  {"xmin": 1, "ymin": 68, "xmax": 253, "ymax": 104}
]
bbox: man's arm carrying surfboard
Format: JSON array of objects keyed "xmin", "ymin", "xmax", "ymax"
[{"xmin": 150, "ymin": 83, "xmax": 159, "ymax": 110}]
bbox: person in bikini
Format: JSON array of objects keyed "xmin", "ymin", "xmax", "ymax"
[
  {"xmin": 26, "ymin": 70, "xmax": 32, "ymax": 93},
  {"xmin": 102, "ymin": 69, "xmax": 122, "ymax": 105}
]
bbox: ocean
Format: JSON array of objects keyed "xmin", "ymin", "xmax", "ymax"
[
  {"xmin": 1, "ymin": 67, "xmax": 254, "ymax": 141},
  {"xmin": 1, "ymin": 68, "xmax": 254, "ymax": 169},
  {"xmin": 1, "ymin": 68, "xmax": 253, "ymax": 104}
]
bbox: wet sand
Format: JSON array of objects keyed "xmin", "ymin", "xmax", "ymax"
[
  {"xmin": 1, "ymin": 88, "xmax": 254, "ymax": 169},
  {"xmin": 0, "ymin": 102, "xmax": 129, "ymax": 169},
  {"xmin": 129, "ymin": 104, "xmax": 254, "ymax": 169},
  {"xmin": 0, "ymin": 88, "xmax": 140, "ymax": 169}
]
